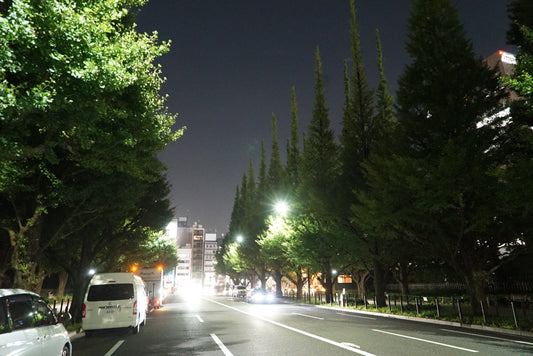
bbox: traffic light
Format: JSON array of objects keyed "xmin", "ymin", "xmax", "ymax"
[{"xmin": 157, "ymin": 265, "xmax": 163, "ymax": 271}]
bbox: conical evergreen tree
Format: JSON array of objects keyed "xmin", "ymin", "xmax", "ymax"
[
  {"xmin": 340, "ymin": 0, "xmax": 375, "ymax": 191},
  {"xmin": 395, "ymin": 0, "xmax": 506, "ymax": 314},
  {"xmin": 267, "ymin": 114, "xmax": 284, "ymax": 204},
  {"xmin": 299, "ymin": 47, "xmax": 339, "ymax": 213},
  {"xmin": 499, "ymin": 0, "xmax": 533, "ymax": 264},
  {"xmin": 296, "ymin": 47, "xmax": 340, "ymax": 303},
  {"xmin": 286, "ymin": 86, "xmax": 301, "ymax": 192},
  {"xmin": 374, "ymin": 29, "xmax": 395, "ymax": 145}
]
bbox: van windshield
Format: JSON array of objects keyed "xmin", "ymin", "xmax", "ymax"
[{"xmin": 87, "ymin": 284, "xmax": 134, "ymax": 301}]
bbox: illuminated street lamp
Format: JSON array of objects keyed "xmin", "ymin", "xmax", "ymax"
[
  {"xmin": 236, "ymin": 235, "xmax": 243, "ymax": 243},
  {"xmin": 274, "ymin": 200, "xmax": 289, "ymax": 216}
]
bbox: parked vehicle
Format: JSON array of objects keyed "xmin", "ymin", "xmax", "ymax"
[
  {"xmin": 232, "ymin": 285, "xmax": 247, "ymax": 298},
  {"xmin": 0, "ymin": 289, "xmax": 72, "ymax": 356},
  {"xmin": 82, "ymin": 273, "xmax": 147, "ymax": 335},
  {"xmin": 135, "ymin": 267, "xmax": 165, "ymax": 310}
]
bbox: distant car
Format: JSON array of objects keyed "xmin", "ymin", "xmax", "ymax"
[
  {"xmin": 232, "ymin": 286, "xmax": 247, "ymax": 298},
  {"xmin": 0, "ymin": 288, "xmax": 72, "ymax": 356},
  {"xmin": 247, "ymin": 288, "xmax": 275, "ymax": 303}
]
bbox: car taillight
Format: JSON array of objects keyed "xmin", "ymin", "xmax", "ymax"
[
  {"xmin": 133, "ymin": 300, "xmax": 137, "ymax": 315},
  {"xmin": 155, "ymin": 299, "xmax": 160, "ymax": 306},
  {"xmin": 82, "ymin": 303, "xmax": 86, "ymax": 318}
]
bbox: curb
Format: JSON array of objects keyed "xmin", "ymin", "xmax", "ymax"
[
  {"xmin": 311, "ymin": 303, "xmax": 533, "ymax": 338},
  {"xmin": 68, "ymin": 330, "xmax": 85, "ymax": 340}
]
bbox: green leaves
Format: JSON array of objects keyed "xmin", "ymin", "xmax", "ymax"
[{"xmin": 1, "ymin": 0, "xmax": 179, "ymax": 290}]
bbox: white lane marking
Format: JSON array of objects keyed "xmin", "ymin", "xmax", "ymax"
[
  {"xmin": 441, "ymin": 328, "xmax": 533, "ymax": 346},
  {"xmin": 208, "ymin": 299, "xmax": 376, "ymax": 356},
  {"xmin": 196, "ymin": 314, "xmax": 204, "ymax": 322},
  {"xmin": 373, "ymin": 329, "xmax": 479, "ymax": 353},
  {"xmin": 104, "ymin": 340, "xmax": 125, "ymax": 356},
  {"xmin": 292, "ymin": 312, "xmax": 324, "ymax": 320},
  {"xmin": 342, "ymin": 342, "xmax": 361, "ymax": 349},
  {"xmin": 211, "ymin": 333, "xmax": 234, "ymax": 356},
  {"xmin": 337, "ymin": 312, "xmax": 376, "ymax": 320}
]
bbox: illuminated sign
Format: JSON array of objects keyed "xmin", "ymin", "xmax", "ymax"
[{"xmin": 499, "ymin": 50, "xmax": 516, "ymax": 65}]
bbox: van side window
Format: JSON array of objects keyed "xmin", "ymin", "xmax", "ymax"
[
  {"xmin": 87, "ymin": 284, "xmax": 134, "ymax": 301},
  {"xmin": 7, "ymin": 297, "xmax": 34, "ymax": 330},
  {"xmin": 0, "ymin": 302, "xmax": 10, "ymax": 334},
  {"xmin": 33, "ymin": 298, "xmax": 57, "ymax": 327}
]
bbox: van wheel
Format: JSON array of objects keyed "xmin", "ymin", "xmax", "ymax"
[{"xmin": 61, "ymin": 344, "xmax": 70, "ymax": 356}]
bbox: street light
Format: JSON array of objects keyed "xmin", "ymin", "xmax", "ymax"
[
  {"xmin": 274, "ymin": 200, "xmax": 289, "ymax": 216},
  {"xmin": 236, "ymin": 235, "xmax": 243, "ymax": 243}
]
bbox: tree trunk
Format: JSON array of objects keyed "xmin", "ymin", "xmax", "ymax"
[
  {"xmin": 373, "ymin": 258, "xmax": 387, "ymax": 308},
  {"xmin": 9, "ymin": 230, "xmax": 23, "ymax": 288},
  {"xmin": 294, "ymin": 269, "xmax": 305, "ymax": 299},
  {"xmin": 465, "ymin": 270, "xmax": 489, "ymax": 316},
  {"xmin": 397, "ymin": 260, "xmax": 410, "ymax": 296},
  {"xmin": 351, "ymin": 270, "xmax": 369, "ymax": 298},
  {"xmin": 69, "ymin": 269, "xmax": 90, "ymax": 322},
  {"xmin": 57, "ymin": 270, "xmax": 69, "ymax": 298},
  {"xmin": 273, "ymin": 270, "xmax": 283, "ymax": 297}
]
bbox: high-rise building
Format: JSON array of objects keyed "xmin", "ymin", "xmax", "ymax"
[
  {"xmin": 191, "ymin": 225, "xmax": 205, "ymax": 281},
  {"xmin": 204, "ymin": 233, "xmax": 218, "ymax": 288},
  {"xmin": 166, "ymin": 217, "xmax": 219, "ymax": 291}
]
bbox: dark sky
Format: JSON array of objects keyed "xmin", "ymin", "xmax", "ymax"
[{"xmin": 135, "ymin": 0, "xmax": 514, "ymax": 234}]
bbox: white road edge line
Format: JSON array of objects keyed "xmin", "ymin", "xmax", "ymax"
[
  {"xmin": 372, "ymin": 329, "xmax": 479, "ymax": 353},
  {"xmin": 196, "ymin": 314, "xmax": 204, "ymax": 322},
  {"xmin": 337, "ymin": 312, "xmax": 376, "ymax": 320},
  {"xmin": 211, "ymin": 333, "xmax": 234, "ymax": 356},
  {"xmin": 292, "ymin": 312, "xmax": 324, "ymax": 320},
  {"xmin": 441, "ymin": 328, "xmax": 533, "ymax": 346},
  {"xmin": 342, "ymin": 342, "xmax": 361, "ymax": 349},
  {"xmin": 103, "ymin": 340, "xmax": 125, "ymax": 356},
  {"xmin": 208, "ymin": 299, "xmax": 376, "ymax": 356}
]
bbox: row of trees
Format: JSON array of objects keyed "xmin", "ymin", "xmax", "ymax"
[
  {"xmin": 0, "ymin": 0, "xmax": 180, "ymax": 321},
  {"xmin": 216, "ymin": 0, "xmax": 532, "ymax": 315}
]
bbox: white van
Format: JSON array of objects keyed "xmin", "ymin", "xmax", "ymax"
[{"xmin": 82, "ymin": 273, "xmax": 147, "ymax": 335}]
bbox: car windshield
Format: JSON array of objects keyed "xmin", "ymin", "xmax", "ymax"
[{"xmin": 87, "ymin": 284, "xmax": 134, "ymax": 301}]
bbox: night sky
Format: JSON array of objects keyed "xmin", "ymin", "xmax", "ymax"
[{"xmin": 135, "ymin": 0, "xmax": 514, "ymax": 234}]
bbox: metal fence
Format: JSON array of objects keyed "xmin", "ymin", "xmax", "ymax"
[{"xmin": 284, "ymin": 290, "xmax": 532, "ymax": 330}]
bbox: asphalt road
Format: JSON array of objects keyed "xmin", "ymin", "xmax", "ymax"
[{"xmin": 71, "ymin": 294, "xmax": 533, "ymax": 355}]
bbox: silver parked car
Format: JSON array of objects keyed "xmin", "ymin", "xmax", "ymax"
[
  {"xmin": 232, "ymin": 285, "xmax": 247, "ymax": 298},
  {"xmin": 0, "ymin": 289, "xmax": 72, "ymax": 356}
]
